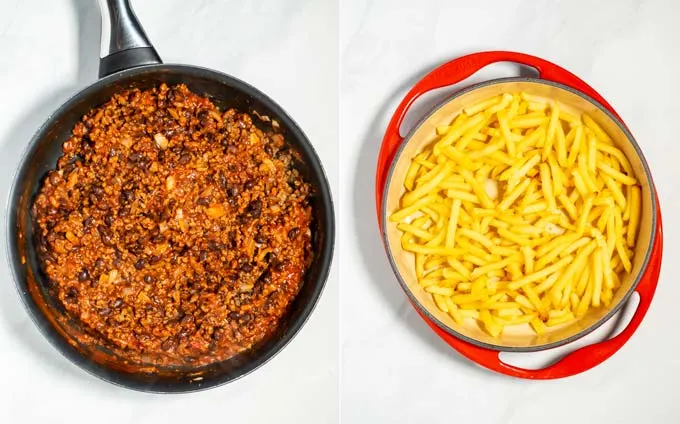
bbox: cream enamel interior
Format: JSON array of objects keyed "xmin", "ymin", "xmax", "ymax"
[{"xmin": 384, "ymin": 80, "xmax": 656, "ymax": 350}]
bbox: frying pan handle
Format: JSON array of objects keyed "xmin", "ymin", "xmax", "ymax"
[{"xmin": 98, "ymin": 0, "xmax": 162, "ymax": 78}]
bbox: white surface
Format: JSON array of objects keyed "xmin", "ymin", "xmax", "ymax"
[
  {"xmin": 340, "ymin": 0, "xmax": 680, "ymax": 423},
  {"xmin": 0, "ymin": 1, "xmax": 338, "ymax": 423}
]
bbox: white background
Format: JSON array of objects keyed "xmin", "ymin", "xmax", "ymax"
[
  {"xmin": 0, "ymin": 0, "xmax": 338, "ymax": 423},
  {"xmin": 340, "ymin": 0, "xmax": 680, "ymax": 423}
]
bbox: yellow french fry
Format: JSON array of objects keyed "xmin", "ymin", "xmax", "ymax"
[
  {"xmin": 627, "ymin": 185, "xmax": 641, "ymax": 247},
  {"xmin": 543, "ymin": 103, "xmax": 560, "ymax": 160}
]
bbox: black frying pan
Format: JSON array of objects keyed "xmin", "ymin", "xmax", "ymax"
[{"xmin": 7, "ymin": 0, "xmax": 334, "ymax": 393}]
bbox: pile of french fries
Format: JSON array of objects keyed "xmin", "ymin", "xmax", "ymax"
[{"xmin": 390, "ymin": 92, "xmax": 642, "ymax": 337}]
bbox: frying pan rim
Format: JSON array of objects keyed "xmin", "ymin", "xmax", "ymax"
[
  {"xmin": 380, "ymin": 76, "xmax": 657, "ymax": 353},
  {"xmin": 6, "ymin": 63, "xmax": 335, "ymax": 393}
]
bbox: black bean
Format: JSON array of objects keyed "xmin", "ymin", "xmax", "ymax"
[
  {"xmin": 104, "ymin": 214, "xmax": 114, "ymax": 226},
  {"xmin": 178, "ymin": 152, "xmax": 192, "ymax": 165},
  {"xmin": 241, "ymin": 313, "xmax": 252, "ymax": 322},
  {"xmin": 98, "ymin": 307, "xmax": 112, "ymax": 316},
  {"xmin": 144, "ymin": 275, "xmax": 153, "ymax": 284},
  {"xmin": 244, "ymin": 180, "xmax": 255, "ymax": 190},
  {"xmin": 118, "ymin": 208, "xmax": 130, "ymax": 217},
  {"xmin": 212, "ymin": 328, "xmax": 224, "ymax": 341},
  {"xmin": 94, "ymin": 258, "xmax": 104, "ymax": 269},
  {"xmin": 62, "ymin": 162, "xmax": 75, "ymax": 174},
  {"xmin": 120, "ymin": 189, "xmax": 133, "ymax": 204},
  {"xmin": 248, "ymin": 199, "xmax": 262, "ymax": 218},
  {"xmin": 81, "ymin": 134, "xmax": 94, "ymax": 148},
  {"xmin": 288, "ymin": 227, "xmax": 300, "ymax": 240},
  {"xmin": 254, "ymin": 234, "xmax": 266, "ymax": 244},
  {"xmin": 149, "ymin": 255, "xmax": 161, "ymax": 264},
  {"xmin": 198, "ymin": 110, "xmax": 210, "ymax": 124},
  {"xmin": 77, "ymin": 269, "xmax": 90, "ymax": 281},
  {"xmin": 129, "ymin": 152, "xmax": 143, "ymax": 162},
  {"xmin": 128, "ymin": 243, "xmax": 143, "ymax": 255},
  {"xmin": 240, "ymin": 263, "xmax": 253, "ymax": 272},
  {"xmin": 196, "ymin": 197, "xmax": 210, "ymax": 206},
  {"xmin": 90, "ymin": 184, "xmax": 104, "ymax": 199},
  {"xmin": 83, "ymin": 216, "xmax": 94, "ymax": 227},
  {"xmin": 66, "ymin": 287, "xmax": 78, "ymax": 301},
  {"xmin": 273, "ymin": 260, "xmax": 288, "ymax": 272},
  {"xmin": 219, "ymin": 173, "xmax": 228, "ymax": 189},
  {"xmin": 69, "ymin": 153, "xmax": 84, "ymax": 164},
  {"xmin": 157, "ymin": 150, "xmax": 166, "ymax": 161},
  {"xmin": 227, "ymin": 185, "xmax": 239, "ymax": 198},
  {"xmin": 111, "ymin": 298, "xmax": 124, "ymax": 308},
  {"xmin": 97, "ymin": 225, "xmax": 113, "ymax": 246},
  {"xmin": 134, "ymin": 259, "xmax": 147, "ymax": 270},
  {"xmin": 43, "ymin": 251, "xmax": 57, "ymax": 264},
  {"xmin": 228, "ymin": 311, "xmax": 240, "ymax": 320},
  {"xmin": 161, "ymin": 337, "xmax": 177, "ymax": 351},
  {"xmin": 108, "ymin": 148, "xmax": 117, "ymax": 158}
]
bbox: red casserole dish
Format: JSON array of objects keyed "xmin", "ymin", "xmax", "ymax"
[{"xmin": 376, "ymin": 51, "xmax": 663, "ymax": 379}]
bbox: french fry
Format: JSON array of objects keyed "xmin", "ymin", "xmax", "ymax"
[
  {"xmin": 540, "ymin": 163, "xmax": 557, "ymax": 211},
  {"xmin": 498, "ymin": 179, "xmax": 532, "ymax": 211},
  {"xmin": 556, "ymin": 122, "xmax": 568, "ymax": 166},
  {"xmin": 544, "ymin": 102, "xmax": 560, "ymax": 160},
  {"xmin": 566, "ymin": 125, "xmax": 583, "ymax": 167},
  {"xmin": 497, "ymin": 110, "xmax": 517, "ymax": 158},
  {"xmin": 628, "ymin": 185, "xmax": 641, "ymax": 247},
  {"xmin": 597, "ymin": 162, "xmax": 637, "ymax": 185},
  {"xmin": 445, "ymin": 199, "xmax": 462, "ymax": 249},
  {"xmin": 583, "ymin": 114, "xmax": 612, "ymax": 144}
]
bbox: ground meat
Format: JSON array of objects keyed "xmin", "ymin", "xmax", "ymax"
[{"xmin": 32, "ymin": 84, "xmax": 313, "ymax": 366}]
